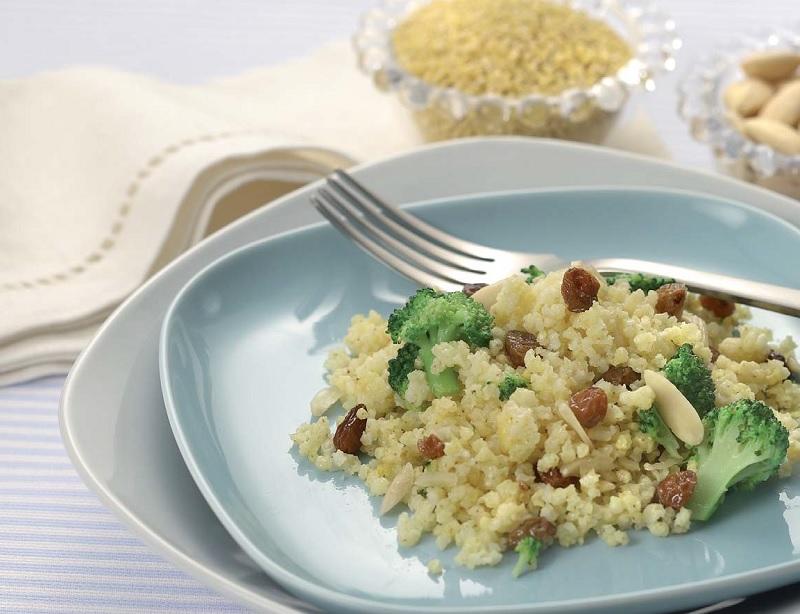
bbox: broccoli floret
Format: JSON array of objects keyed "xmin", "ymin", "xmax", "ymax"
[
  {"xmin": 688, "ymin": 399, "xmax": 789, "ymax": 521},
  {"xmin": 638, "ymin": 407, "xmax": 682, "ymax": 458},
  {"xmin": 499, "ymin": 373, "xmax": 528, "ymax": 401},
  {"xmin": 520, "ymin": 264, "xmax": 545, "ymax": 283},
  {"xmin": 388, "ymin": 343, "xmax": 419, "ymax": 397},
  {"xmin": 603, "ymin": 272, "xmax": 675, "ymax": 293},
  {"xmin": 387, "ymin": 288, "xmax": 494, "ymax": 398},
  {"xmin": 663, "ymin": 343, "xmax": 716, "ymax": 417},
  {"xmin": 512, "ymin": 536, "xmax": 542, "ymax": 578}
]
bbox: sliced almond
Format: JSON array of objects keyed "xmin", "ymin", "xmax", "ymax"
[
  {"xmin": 556, "ymin": 400, "xmax": 593, "ymax": 448},
  {"xmin": 310, "ymin": 386, "xmax": 341, "ymax": 417},
  {"xmin": 743, "ymin": 118, "xmax": 800, "ymax": 155},
  {"xmin": 760, "ymin": 81, "xmax": 800, "ymax": 126},
  {"xmin": 723, "ymin": 79, "xmax": 774, "ymax": 116},
  {"xmin": 471, "ymin": 278, "xmax": 507, "ymax": 310},
  {"xmin": 380, "ymin": 462, "xmax": 414, "ymax": 515},
  {"xmin": 643, "ymin": 370, "xmax": 704, "ymax": 446},
  {"xmin": 741, "ymin": 51, "xmax": 800, "ymax": 81}
]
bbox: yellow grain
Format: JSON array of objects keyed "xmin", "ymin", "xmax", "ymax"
[{"xmin": 392, "ymin": 0, "xmax": 632, "ymax": 97}]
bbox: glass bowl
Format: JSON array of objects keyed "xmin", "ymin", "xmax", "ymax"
[
  {"xmin": 678, "ymin": 26, "xmax": 800, "ymax": 199},
  {"xmin": 353, "ymin": 0, "xmax": 679, "ymax": 143}
]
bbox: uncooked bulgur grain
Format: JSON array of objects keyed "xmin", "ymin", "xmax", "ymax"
[{"xmin": 391, "ymin": 0, "xmax": 632, "ymax": 97}]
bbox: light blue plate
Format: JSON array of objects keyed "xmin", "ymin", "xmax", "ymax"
[{"xmin": 160, "ymin": 187, "xmax": 800, "ymax": 614}]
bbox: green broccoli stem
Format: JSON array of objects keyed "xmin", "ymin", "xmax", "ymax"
[
  {"xmin": 512, "ymin": 536, "xmax": 542, "ymax": 578},
  {"xmin": 512, "ymin": 552, "xmax": 532, "ymax": 579},
  {"xmin": 688, "ymin": 425, "xmax": 761, "ymax": 521},
  {"xmin": 417, "ymin": 342, "xmax": 461, "ymax": 398},
  {"xmin": 638, "ymin": 408, "xmax": 682, "ymax": 459}
]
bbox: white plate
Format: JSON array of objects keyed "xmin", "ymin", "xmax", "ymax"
[{"xmin": 61, "ymin": 137, "xmax": 800, "ymax": 613}]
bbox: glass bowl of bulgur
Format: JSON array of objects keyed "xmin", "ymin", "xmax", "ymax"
[
  {"xmin": 678, "ymin": 25, "xmax": 800, "ymax": 199},
  {"xmin": 354, "ymin": 0, "xmax": 680, "ymax": 142}
]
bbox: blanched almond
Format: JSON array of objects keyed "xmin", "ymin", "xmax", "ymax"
[
  {"xmin": 760, "ymin": 81, "xmax": 800, "ymax": 125},
  {"xmin": 643, "ymin": 370, "xmax": 704, "ymax": 446},
  {"xmin": 471, "ymin": 278, "xmax": 506, "ymax": 309},
  {"xmin": 380, "ymin": 463, "xmax": 414, "ymax": 515},
  {"xmin": 556, "ymin": 400, "xmax": 593, "ymax": 448},
  {"xmin": 741, "ymin": 51, "xmax": 800, "ymax": 81},
  {"xmin": 310, "ymin": 386, "xmax": 341, "ymax": 417},
  {"xmin": 723, "ymin": 79, "xmax": 773, "ymax": 116},
  {"xmin": 743, "ymin": 118, "xmax": 800, "ymax": 155}
]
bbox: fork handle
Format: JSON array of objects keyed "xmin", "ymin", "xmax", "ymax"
[{"xmin": 591, "ymin": 258, "xmax": 800, "ymax": 317}]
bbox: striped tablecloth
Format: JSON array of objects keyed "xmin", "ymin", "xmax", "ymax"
[
  {"xmin": 0, "ymin": 380, "xmax": 791, "ymax": 612},
  {"xmin": 0, "ymin": 377, "xmax": 246, "ymax": 613}
]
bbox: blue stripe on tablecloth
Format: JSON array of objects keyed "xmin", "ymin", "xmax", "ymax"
[
  {"xmin": 1, "ymin": 532, "xmax": 146, "ymax": 546},
  {"xmin": 0, "ymin": 472, "xmax": 85, "ymax": 481},
  {"xmin": 1, "ymin": 593, "xmax": 245, "ymax": 611},
  {"xmin": 0, "ymin": 403, "xmax": 63, "ymax": 413},
  {"xmin": 2, "ymin": 546, "xmax": 164, "ymax": 561},
  {"xmin": 0, "ymin": 501, "xmax": 123, "ymax": 513},
  {"xmin": 0, "ymin": 376, "xmax": 249, "ymax": 613},
  {"xmin": 1, "ymin": 572, "xmax": 206, "ymax": 587},
  {"xmin": 0, "ymin": 446, "xmax": 84, "ymax": 456},
  {"xmin": 0, "ymin": 432, "xmax": 69, "ymax": 443},
  {"xmin": 1, "ymin": 445, "xmax": 70, "ymax": 457},
  {"xmin": 0, "ymin": 487, "xmax": 104, "ymax": 497},
  {"xmin": 0, "ymin": 459, "xmax": 78, "ymax": 469},
  {"xmin": 0, "ymin": 422, "xmax": 61, "ymax": 432},
  {"xmin": 0, "ymin": 516, "xmax": 129, "ymax": 528}
]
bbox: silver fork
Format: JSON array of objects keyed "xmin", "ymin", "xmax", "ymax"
[{"xmin": 312, "ymin": 170, "xmax": 800, "ymax": 317}]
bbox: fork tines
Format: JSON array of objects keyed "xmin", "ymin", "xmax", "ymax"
[{"xmin": 312, "ymin": 170, "xmax": 494, "ymax": 291}]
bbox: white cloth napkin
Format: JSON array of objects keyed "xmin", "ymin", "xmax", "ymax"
[{"xmin": 0, "ymin": 41, "xmax": 669, "ymax": 385}]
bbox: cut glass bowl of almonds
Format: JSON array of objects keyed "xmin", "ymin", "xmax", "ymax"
[
  {"xmin": 679, "ymin": 27, "xmax": 800, "ymax": 199},
  {"xmin": 354, "ymin": 0, "xmax": 679, "ymax": 142}
]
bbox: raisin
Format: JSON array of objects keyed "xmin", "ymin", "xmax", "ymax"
[
  {"xmin": 569, "ymin": 387, "xmax": 607, "ymax": 428},
  {"xmin": 595, "ymin": 366, "xmax": 639, "ymax": 387},
  {"xmin": 655, "ymin": 283, "xmax": 687, "ymax": 317},
  {"xmin": 504, "ymin": 330, "xmax": 539, "ymax": 368},
  {"xmin": 700, "ymin": 295, "xmax": 735, "ymax": 318},
  {"xmin": 333, "ymin": 404, "xmax": 367, "ymax": 455},
  {"xmin": 418, "ymin": 434, "xmax": 445, "ymax": 460},
  {"xmin": 507, "ymin": 517, "xmax": 556, "ymax": 549},
  {"xmin": 561, "ymin": 267, "xmax": 600, "ymax": 312},
  {"xmin": 657, "ymin": 470, "xmax": 697, "ymax": 510},
  {"xmin": 535, "ymin": 467, "xmax": 580, "ymax": 489},
  {"xmin": 462, "ymin": 283, "xmax": 488, "ymax": 297}
]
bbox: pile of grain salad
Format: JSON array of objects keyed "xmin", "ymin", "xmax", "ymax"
[{"xmin": 291, "ymin": 264, "xmax": 800, "ymax": 576}]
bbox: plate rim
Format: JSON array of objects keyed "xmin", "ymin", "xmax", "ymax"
[
  {"xmin": 59, "ymin": 135, "xmax": 800, "ymax": 614},
  {"xmin": 160, "ymin": 184, "xmax": 800, "ymax": 614}
]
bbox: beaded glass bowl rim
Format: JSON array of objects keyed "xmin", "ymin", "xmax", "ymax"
[
  {"xmin": 678, "ymin": 25, "xmax": 800, "ymax": 178},
  {"xmin": 353, "ymin": 0, "xmax": 680, "ymax": 122}
]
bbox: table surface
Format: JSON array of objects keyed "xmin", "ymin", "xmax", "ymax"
[{"xmin": 2, "ymin": 1, "xmax": 799, "ymax": 612}]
